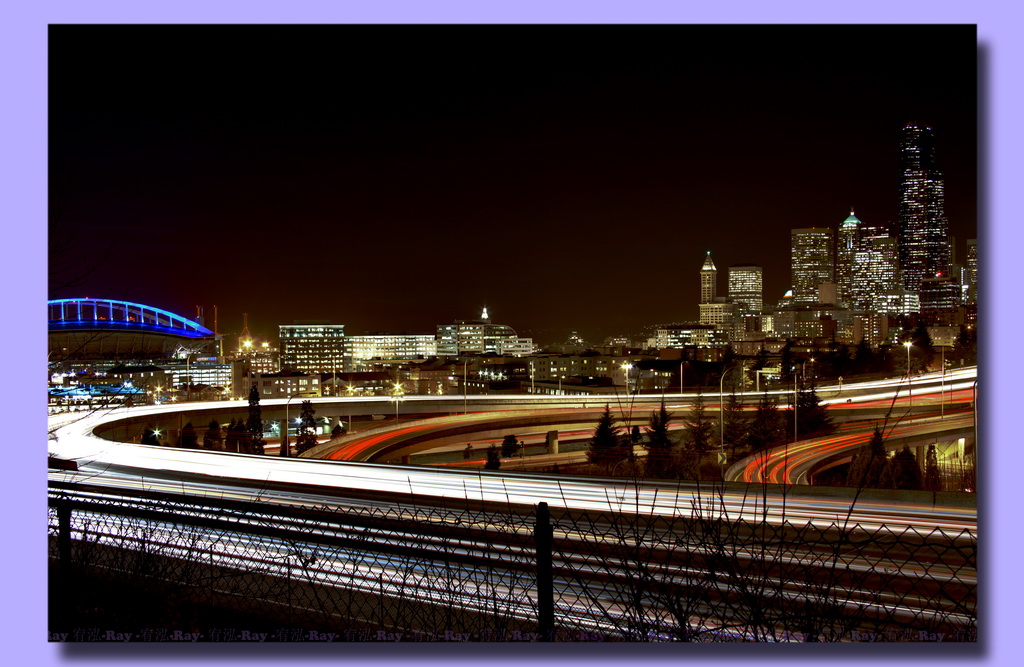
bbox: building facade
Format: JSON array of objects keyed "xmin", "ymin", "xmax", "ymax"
[
  {"xmin": 728, "ymin": 264, "xmax": 763, "ymax": 318},
  {"xmin": 278, "ymin": 323, "xmax": 347, "ymax": 374},
  {"xmin": 898, "ymin": 123, "xmax": 950, "ymax": 291},
  {"xmin": 835, "ymin": 210, "xmax": 861, "ymax": 308},
  {"xmin": 791, "ymin": 228, "xmax": 835, "ymax": 303}
]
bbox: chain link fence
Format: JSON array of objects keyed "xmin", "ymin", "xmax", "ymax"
[{"xmin": 48, "ymin": 480, "xmax": 975, "ymax": 642}]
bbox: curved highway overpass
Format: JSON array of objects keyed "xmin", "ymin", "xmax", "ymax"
[{"xmin": 48, "ymin": 367, "xmax": 977, "ymax": 532}]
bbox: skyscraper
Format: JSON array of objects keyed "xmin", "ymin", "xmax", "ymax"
[
  {"xmin": 698, "ymin": 252, "xmax": 734, "ymax": 330},
  {"xmin": 835, "ymin": 210, "xmax": 861, "ymax": 308},
  {"xmin": 700, "ymin": 251, "xmax": 717, "ymax": 303},
  {"xmin": 791, "ymin": 228, "xmax": 834, "ymax": 303},
  {"xmin": 728, "ymin": 264, "xmax": 763, "ymax": 317},
  {"xmin": 966, "ymin": 238, "xmax": 978, "ymax": 304},
  {"xmin": 898, "ymin": 123, "xmax": 950, "ymax": 290}
]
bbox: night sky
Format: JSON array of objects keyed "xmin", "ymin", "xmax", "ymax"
[{"xmin": 48, "ymin": 25, "xmax": 977, "ymax": 346}]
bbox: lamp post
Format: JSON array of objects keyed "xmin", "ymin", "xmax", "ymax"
[
  {"xmin": 904, "ymin": 341, "xmax": 913, "ymax": 408},
  {"xmin": 392, "ymin": 382, "xmax": 404, "ymax": 420},
  {"xmin": 281, "ymin": 393, "xmax": 295, "ymax": 457},
  {"xmin": 530, "ymin": 361, "xmax": 535, "ymax": 395},
  {"xmin": 463, "ymin": 360, "xmax": 468, "ymax": 414},
  {"xmin": 621, "ymin": 363, "xmax": 632, "ymax": 394},
  {"xmin": 940, "ymin": 345, "xmax": 946, "ymax": 418},
  {"xmin": 679, "ymin": 360, "xmax": 685, "ymax": 395},
  {"xmin": 719, "ymin": 362, "xmax": 738, "ymax": 477}
]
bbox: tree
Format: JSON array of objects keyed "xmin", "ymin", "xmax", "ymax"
[
  {"xmin": 779, "ymin": 340, "xmax": 795, "ymax": 384},
  {"xmin": 484, "ymin": 444, "xmax": 501, "ymax": 470},
  {"xmin": 722, "ymin": 390, "xmax": 748, "ymax": 457},
  {"xmin": 463, "ymin": 443, "xmax": 474, "ymax": 460},
  {"xmin": 880, "ymin": 446, "xmax": 923, "ymax": 490},
  {"xmin": 203, "ymin": 419, "xmax": 223, "ymax": 450},
  {"xmin": 247, "ymin": 384, "xmax": 266, "ymax": 455},
  {"xmin": 588, "ymin": 405, "xmax": 624, "ymax": 466},
  {"xmin": 501, "ymin": 434, "xmax": 519, "ymax": 458},
  {"xmin": 224, "ymin": 419, "xmax": 239, "ymax": 453},
  {"xmin": 746, "ymin": 392, "xmax": 784, "ymax": 452},
  {"xmin": 751, "ymin": 346, "xmax": 769, "ymax": 374},
  {"xmin": 331, "ymin": 422, "xmax": 346, "ymax": 438},
  {"xmin": 846, "ymin": 426, "xmax": 888, "ymax": 488},
  {"xmin": 684, "ymin": 388, "xmax": 715, "ymax": 454},
  {"xmin": 294, "ymin": 400, "xmax": 318, "ymax": 455},
  {"xmin": 177, "ymin": 421, "xmax": 199, "ymax": 449},
  {"xmin": 644, "ymin": 402, "xmax": 674, "ymax": 478},
  {"xmin": 910, "ymin": 322, "xmax": 936, "ymax": 372},
  {"xmin": 852, "ymin": 337, "xmax": 875, "ymax": 375},
  {"xmin": 630, "ymin": 425, "xmax": 642, "ymax": 444},
  {"xmin": 924, "ymin": 444, "xmax": 942, "ymax": 492},
  {"xmin": 796, "ymin": 384, "xmax": 834, "ymax": 438}
]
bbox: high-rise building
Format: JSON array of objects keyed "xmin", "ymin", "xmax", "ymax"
[
  {"xmin": 728, "ymin": 264, "xmax": 763, "ymax": 317},
  {"xmin": 278, "ymin": 323, "xmax": 347, "ymax": 375},
  {"xmin": 966, "ymin": 238, "xmax": 978, "ymax": 304},
  {"xmin": 436, "ymin": 308, "xmax": 534, "ymax": 357},
  {"xmin": 700, "ymin": 251, "xmax": 717, "ymax": 303},
  {"xmin": 851, "ymin": 235, "xmax": 900, "ymax": 312},
  {"xmin": 698, "ymin": 252, "xmax": 734, "ymax": 331},
  {"xmin": 898, "ymin": 123, "xmax": 950, "ymax": 290},
  {"xmin": 791, "ymin": 228, "xmax": 834, "ymax": 303},
  {"xmin": 835, "ymin": 210, "xmax": 861, "ymax": 308}
]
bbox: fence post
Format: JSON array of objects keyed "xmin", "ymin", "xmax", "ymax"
[
  {"xmin": 57, "ymin": 499, "xmax": 72, "ymax": 577},
  {"xmin": 535, "ymin": 501, "xmax": 555, "ymax": 641}
]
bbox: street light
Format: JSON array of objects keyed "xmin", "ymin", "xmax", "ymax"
[
  {"xmin": 392, "ymin": 382, "xmax": 405, "ymax": 420},
  {"xmin": 281, "ymin": 393, "xmax": 296, "ymax": 457},
  {"xmin": 719, "ymin": 362, "xmax": 739, "ymax": 477}
]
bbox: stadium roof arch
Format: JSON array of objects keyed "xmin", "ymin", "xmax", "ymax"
[{"xmin": 48, "ymin": 298, "xmax": 216, "ymax": 361}]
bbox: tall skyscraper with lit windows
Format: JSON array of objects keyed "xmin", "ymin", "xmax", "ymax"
[
  {"xmin": 728, "ymin": 264, "xmax": 763, "ymax": 317},
  {"xmin": 898, "ymin": 123, "xmax": 950, "ymax": 290},
  {"xmin": 791, "ymin": 228, "xmax": 834, "ymax": 303},
  {"xmin": 835, "ymin": 210, "xmax": 861, "ymax": 308}
]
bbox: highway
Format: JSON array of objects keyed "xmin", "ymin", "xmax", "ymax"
[{"xmin": 48, "ymin": 368, "xmax": 977, "ymax": 639}]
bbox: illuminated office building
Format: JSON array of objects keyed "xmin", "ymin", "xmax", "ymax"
[
  {"xmin": 278, "ymin": 323, "xmax": 347, "ymax": 375},
  {"xmin": 791, "ymin": 228, "xmax": 834, "ymax": 303},
  {"xmin": 728, "ymin": 264, "xmax": 763, "ymax": 317},
  {"xmin": 835, "ymin": 210, "xmax": 861, "ymax": 308},
  {"xmin": 898, "ymin": 123, "xmax": 950, "ymax": 290}
]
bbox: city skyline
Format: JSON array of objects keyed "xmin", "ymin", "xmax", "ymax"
[{"xmin": 48, "ymin": 25, "xmax": 977, "ymax": 343}]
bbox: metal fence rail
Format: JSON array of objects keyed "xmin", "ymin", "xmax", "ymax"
[{"xmin": 48, "ymin": 481, "xmax": 976, "ymax": 642}]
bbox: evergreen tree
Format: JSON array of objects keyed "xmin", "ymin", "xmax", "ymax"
[
  {"xmin": 295, "ymin": 400, "xmax": 319, "ymax": 455},
  {"xmin": 203, "ymin": 419, "xmax": 223, "ymax": 450},
  {"xmin": 684, "ymin": 388, "xmax": 716, "ymax": 454},
  {"xmin": 880, "ymin": 446, "xmax": 923, "ymax": 490},
  {"xmin": 224, "ymin": 418, "xmax": 239, "ymax": 453},
  {"xmin": 177, "ymin": 421, "xmax": 199, "ymax": 449},
  {"xmin": 846, "ymin": 426, "xmax": 888, "ymax": 488},
  {"xmin": 644, "ymin": 402, "xmax": 674, "ymax": 478},
  {"xmin": 463, "ymin": 443, "xmax": 474, "ymax": 459},
  {"xmin": 630, "ymin": 425, "xmax": 642, "ymax": 444},
  {"xmin": 796, "ymin": 384, "xmax": 834, "ymax": 438},
  {"xmin": 247, "ymin": 384, "xmax": 266, "ymax": 455},
  {"xmin": 779, "ymin": 340, "xmax": 795, "ymax": 384},
  {"xmin": 924, "ymin": 444, "xmax": 942, "ymax": 492},
  {"xmin": 501, "ymin": 434, "xmax": 519, "ymax": 458},
  {"xmin": 747, "ymin": 392, "xmax": 784, "ymax": 452},
  {"xmin": 588, "ymin": 405, "xmax": 623, "ymax": 466},
  {"xmin": 722, "ymin": 390, "xmax": 748, "ymax": 456},
  {"xmin": 331, "ymin": 422, "xmax": 346, "ymax": 438},
  {"xmin": 484, "ymin": 444, "xmax": 501, "ymax": 470},
  {"xmin": 853, "ymin": 337, "xmax": 875, "ymax": 375},
  {"xmin": 910, "ymin": 322, "xmax": 936, "ymax": 372}
]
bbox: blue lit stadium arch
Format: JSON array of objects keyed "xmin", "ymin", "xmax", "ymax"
[{"xmin": 48, "ymin": 298, "xmax": 216, "ymax": 360}]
